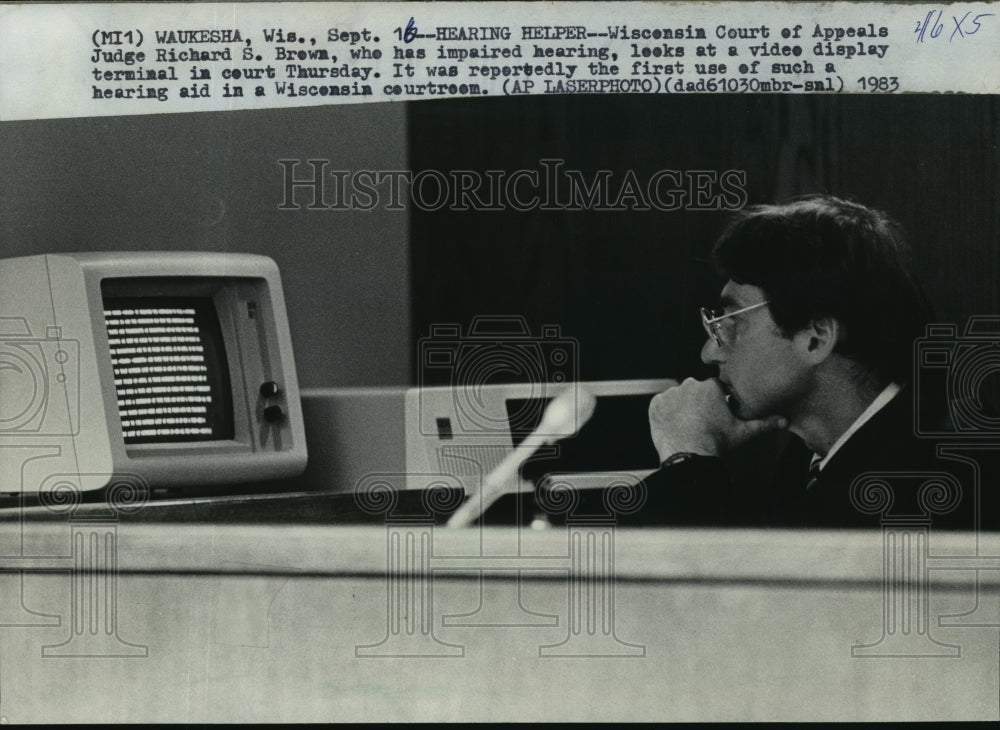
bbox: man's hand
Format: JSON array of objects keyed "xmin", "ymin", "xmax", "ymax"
[{"xmin": 648, "ymin": 378, "xmax": 787, "ymax": 462}]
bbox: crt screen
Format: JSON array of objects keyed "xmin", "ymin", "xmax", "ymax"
[
  {"xmin": 103, "ymin": 297, "xmax": 234, "ymax": 444},
  {"xmin": 506, "ymin": 393, "xmax": 661, "ymax": 481}
]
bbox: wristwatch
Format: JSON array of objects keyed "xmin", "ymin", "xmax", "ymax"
[{"xmin": 661, "ymin": 452, "xmax": 703, "ymax": 468}]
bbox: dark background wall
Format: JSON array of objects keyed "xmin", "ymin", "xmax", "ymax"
[
  {"xmin": 409, "ymin": 95, "xmax": 1000, "ymax": 385},
  {"xmin": 2, "ymin": 95, "xmax": 997, "ymax": 390},
  {"xmin": 0, "ymin": 103, "xmax": 410, "ymax": 388}
]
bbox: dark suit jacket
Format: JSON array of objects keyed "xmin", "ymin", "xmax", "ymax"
[{"xmin": 626, "ymin": 388, "xmax": 996, "ymax": 530}]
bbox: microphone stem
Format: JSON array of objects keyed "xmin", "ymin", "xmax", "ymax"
[{"xmin": 446, "ymin": 432, "xmax": 548, "ymax": 528}]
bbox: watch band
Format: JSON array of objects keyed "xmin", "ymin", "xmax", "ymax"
[{"xmin": 661, "ymin": 452, "xmax": 703, "ymax": 468}]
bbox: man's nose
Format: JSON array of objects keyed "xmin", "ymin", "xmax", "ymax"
[{"xmin": 701, "ymin": 335, "xmax": 723, "ymax": 365}]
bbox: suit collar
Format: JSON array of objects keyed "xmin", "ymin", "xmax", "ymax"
[{"xmin": 810, "ymin": 382, "xmax": 902, "ymax": 472}]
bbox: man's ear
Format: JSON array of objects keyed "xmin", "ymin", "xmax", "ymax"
[{"xmin": 795, "ymin": 317, "xmax": 840, "ymax": 364}]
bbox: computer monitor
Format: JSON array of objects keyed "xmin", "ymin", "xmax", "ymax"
[
  {"xmin": 0, "ymin": 252, "xmax": 306, "ymax": 497},
  {"xmin": 299, "ymin": 378, "xmax": 673, "ymax": 497}
]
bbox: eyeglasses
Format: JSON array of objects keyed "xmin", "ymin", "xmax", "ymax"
[{"xmin": 700, "ymin": 301, "xmax": 770, "ymax": 348}]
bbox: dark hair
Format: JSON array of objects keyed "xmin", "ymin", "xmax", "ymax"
[{"xmin": 712, "ymin": 194, "xmax": 933, "ymax": 387}]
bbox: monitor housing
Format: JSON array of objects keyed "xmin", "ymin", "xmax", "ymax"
[
  {"xmin": 299, "ymin": 378, "xmax": 674, "ymax": 498},
  {"xmin": 0, "ymin": 252, "xmax": 307, "ymax": 497}
]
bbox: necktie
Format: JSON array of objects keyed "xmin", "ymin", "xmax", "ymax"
[{"xmin": 805, "ymin": 460, "xmax": 822, "ymax": 491}]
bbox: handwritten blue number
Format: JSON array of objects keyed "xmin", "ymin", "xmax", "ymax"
[
  {"xmin": 402, "ymin": 17, "xmax": 418, "ymax": 43},
  {"xmin": 917, "ymin": 9, "xmax": 994, "ymax": 42}
]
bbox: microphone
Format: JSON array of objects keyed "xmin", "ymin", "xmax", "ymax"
[{"xmin": 446, "ymin": 385, "xmax": 597, "ymax": 528}]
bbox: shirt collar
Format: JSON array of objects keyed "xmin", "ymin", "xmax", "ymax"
[{"xmin": 810, "ymin": 382, "xmax": 902, "ymax": 472}]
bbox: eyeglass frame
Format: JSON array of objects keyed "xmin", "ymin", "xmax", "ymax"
[{"xmin": 700, "ymin": 300, "xmax": 770, "ymax": 348}]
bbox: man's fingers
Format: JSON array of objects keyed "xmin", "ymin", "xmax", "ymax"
[
  {"xmin": 649, "ymin": 376, "xmax": 788, "ymax": 458},
  {"xmin": 764, "ymin": 414, "xmax": 789, "ymax": 431},
  {"xmin": 735, "ymin": 414, "xmax": 788, "ymax": 441}
]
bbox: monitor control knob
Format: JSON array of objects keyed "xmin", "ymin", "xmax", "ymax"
[
  {"xmin": 260, "ymin": 381, "xmax": 281, "ymax": 398},
  {"xmin": 263, "ymin": 405, "xmax": 285, "ymax": 423}
]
